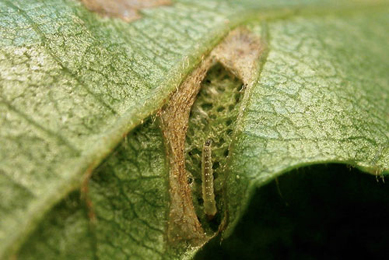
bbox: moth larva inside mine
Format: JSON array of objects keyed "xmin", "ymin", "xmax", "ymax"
[{"xmin": 202, "ymin": 139, "xmax": 217, "ymax": 218}]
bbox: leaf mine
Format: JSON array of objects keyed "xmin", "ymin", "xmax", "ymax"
[{"xmin": 159, "ymin": 28, "xmax": 265, "ymax": 246}]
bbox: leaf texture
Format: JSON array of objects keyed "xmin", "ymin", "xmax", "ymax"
[{"xmin": 0, "ymin": 0, "xmax": 388, "ymax": 259}]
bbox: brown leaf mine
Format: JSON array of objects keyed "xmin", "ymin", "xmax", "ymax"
[
  {"xmin": 160, "ymin": 57, "xmax": 213, "ymax": 246},
  {"xmin": 212, "ymin": 28, "xmax": 264, "ymax": 85},
  {"xmin": 80, "ymin": 0, "xmax": 171, "ymax": 22},
  {"xmin": 160, "ymin": 28, "xmax": 265, "ymax": 246}
]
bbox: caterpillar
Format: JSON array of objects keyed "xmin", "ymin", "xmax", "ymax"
[{"xmin": 202, "ymin": 139, "xmax": 217, "ymax": 218}]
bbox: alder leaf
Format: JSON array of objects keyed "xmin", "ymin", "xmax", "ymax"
[{"xmin": 0, "ymin": 0, "xmax": 388, "ymax": 259}]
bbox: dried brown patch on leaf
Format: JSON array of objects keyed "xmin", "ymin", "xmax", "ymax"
[
  {"xmin": 160, "ymin": 57, "xmax": 213, "ymax": 246},
  {"xmin": 213, "ymin": 28, "xmax": 264, "ymax": 84},
  {"xmin": 160, "ymin": 28, "xmax": 264, "ymax": 246},
  {"xmin": 80, "ymin": 0, "xmax": 171, "ymax": 22}
]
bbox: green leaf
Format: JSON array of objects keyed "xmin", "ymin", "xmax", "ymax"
[
  {"xmin": 1, "ymin": 0, "xmax": 388, "ymax": 259},
  {"xmin": 225, "ymin": 9, "xmax": 389, "ymax": 235}
]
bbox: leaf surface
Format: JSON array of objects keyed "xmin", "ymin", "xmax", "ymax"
[
  {"xmin": 225, "ymin": 10, "xmax": 389, "ymax": 233},
  {"xmin": 0, "ymin": 0, "xmax": 388, "ymax": 259}
]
